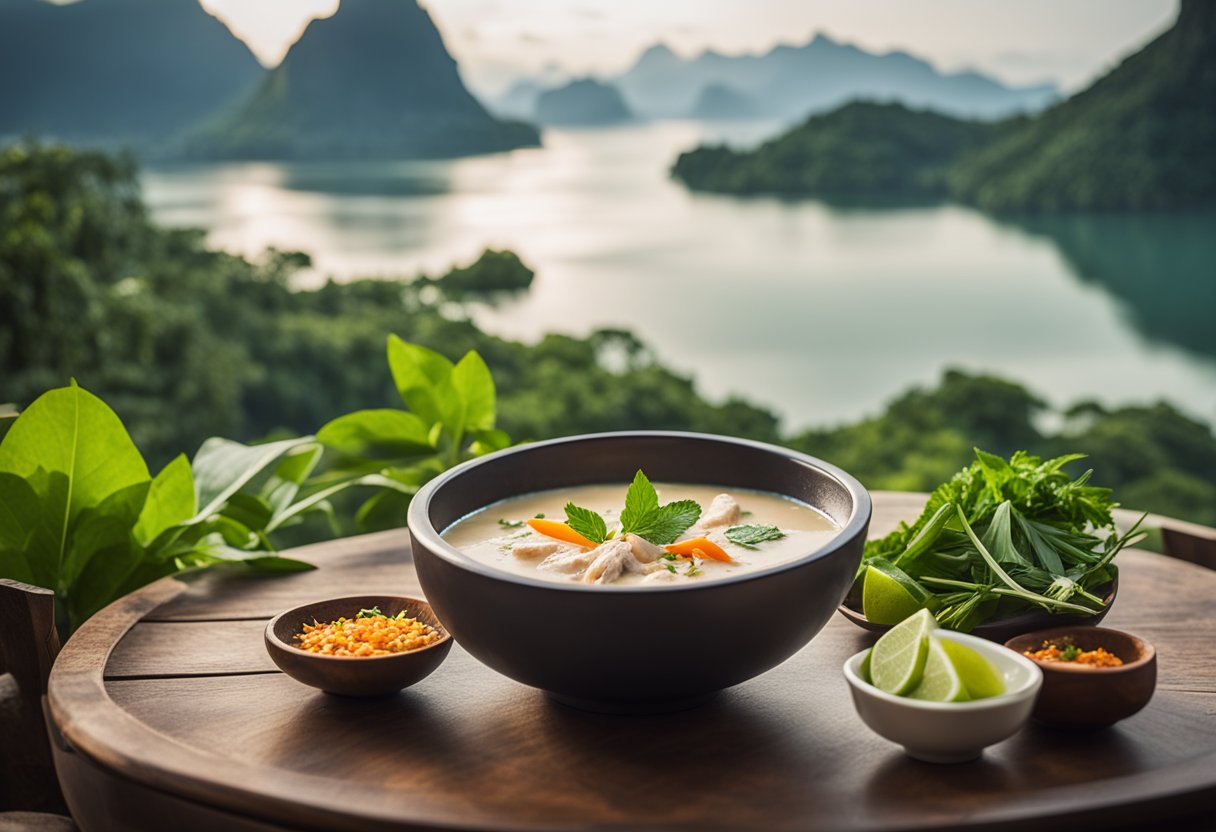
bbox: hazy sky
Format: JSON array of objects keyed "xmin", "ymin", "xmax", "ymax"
[{"xmin": 200, "ymin": 0, "xmax": 1177, "ymax": 95}]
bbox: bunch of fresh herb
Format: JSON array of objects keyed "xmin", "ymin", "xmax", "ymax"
[
  {"xmin": 861, "ymin": 449, "xmax": 1143, "ymax": 631},
  {"xmin": 564, "ymin": 470, "xmax": 701, "ymax": 545}
]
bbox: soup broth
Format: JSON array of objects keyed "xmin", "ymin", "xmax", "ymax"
[{"xmin": 443, "ymin": 482, "xmax": 840, "ymax": 587}]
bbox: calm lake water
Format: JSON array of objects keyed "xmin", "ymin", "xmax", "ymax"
[{"xmin": 142, "ymin": 121, "xmax": 1216, "ymax": 430}]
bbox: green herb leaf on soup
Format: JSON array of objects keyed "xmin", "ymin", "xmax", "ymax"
[
  {"xmin": 725, "ymin": 524, "xmax": 787, "ymax": 549},
  {"xmin": 617, "ymin": 470, "xmax": 703, "ymax": 545},
  {"xmin": 564, "ymin": 502, "xmax": 608, "ymax": 544},
  {"xmin": 630, "ymin": 500, "xmax": 702, "ymax": 546}
]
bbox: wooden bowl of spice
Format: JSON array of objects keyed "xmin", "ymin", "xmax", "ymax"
[
  {"xmin": 265, "ymin": 595, "xmax": 452, "ymax": 697},
  {"xmin": 1005, "ymin": 625, "xmax": 1156, "ymax": 729}
]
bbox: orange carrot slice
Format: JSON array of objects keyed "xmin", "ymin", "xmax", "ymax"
[
  {"xmin": 665, "ymin": 537, "xmax": 733, "ymax": 563},
  {"xmin": 527, "ymin": 518, "xmax": 597, "ymax": 548}
]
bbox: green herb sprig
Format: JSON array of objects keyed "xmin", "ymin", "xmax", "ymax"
[
  {"xmin": 356, "ymin": 606, "xmax": 408, "ymax": 620},
  {"xmin": 564, "ymin": 470, "xmax": 701, "ymax": 545}
]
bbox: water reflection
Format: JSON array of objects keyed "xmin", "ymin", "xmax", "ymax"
[
  {"xmin": 1003, "ymin": 214, "xmax": 1216, "ymax": 357},
  {"xmin": 140, "ymin": 123, "xmax": 1216, "ymax": 426}
]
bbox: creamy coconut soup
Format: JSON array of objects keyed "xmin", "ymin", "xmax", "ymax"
[{"xmin": 442, "ymin": 471, "xmax": 840, "ymax": 587}]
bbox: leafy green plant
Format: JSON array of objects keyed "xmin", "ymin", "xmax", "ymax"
[
  {"xmin": 313, "ymin": 335, "xmax": 512, "ymax": 532},
  {"xmin": 0, "ymin": 338, "xmax": 515, "ymax": 635},
  {"xmin": 0, "ymin": 383, "xmax": 332, "ymax": 635},
  {"xmin": 861, "ymin": 449, "xmax": 1144, "ymax": 631}
]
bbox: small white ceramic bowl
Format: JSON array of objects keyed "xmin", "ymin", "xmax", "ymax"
[{"xmin": 843, "ymin": 629, "xmax": 1043, "ymax": 763}]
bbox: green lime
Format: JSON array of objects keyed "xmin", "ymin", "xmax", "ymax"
[
  {"xmin": 869, "ymin": 608, "xmax": 937, "ymax": 695},
  {"xmin": 907, "ymin": 636, "xmax": 970, "ymax": 702},
  {"xmin": 862, "ymin": 559, "xmax": 933, "ymax": 625},
  {"xmin": 940, "ymin": 639, "xmax": 1005, "ymax": 699},
  {"xmin": 859, "ymin": 648, "xmax": 872, "ymax": 683}
]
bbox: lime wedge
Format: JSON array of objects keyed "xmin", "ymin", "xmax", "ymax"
[
  {"xmin": 940, "ymin": 639, "xmax": 1005, "ymax": 699},
  {"xmin": 859, "ymin": 648, "xmax": 872, "ymax": 683},
  {"xmin": 869, "ymin": 608, "xmax": 937, "ymax": 695},
  {"xmin": 908, "ymin": 636, "xmax": 970, "ymax": 702},
  {"xmin": 862, "ymin": 559, "xmax": 933, "ymax": 625}
]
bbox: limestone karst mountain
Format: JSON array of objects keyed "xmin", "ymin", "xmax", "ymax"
[{"xmin": 177, "ymin": 0, "xmax": 539, "ymax": 160}]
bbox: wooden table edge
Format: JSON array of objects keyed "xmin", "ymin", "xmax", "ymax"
[{"xmin": 47, "ymin": 533, "xmax": 1216, "ymax": 831}]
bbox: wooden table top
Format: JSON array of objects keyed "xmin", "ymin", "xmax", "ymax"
[{"xmin": 47, "ymin": 492, "xmax": 1216, "ymax": 832}]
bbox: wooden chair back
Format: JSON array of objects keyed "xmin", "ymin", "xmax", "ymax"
[{"xmin": 0, "ymin": 579, "xmax": 64, "ymax": 812}]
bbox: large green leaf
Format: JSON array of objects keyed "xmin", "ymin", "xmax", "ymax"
[
  {"xmin": 387, "ymin": 336, "xmax": 454, "ymax": 426},
  {"xmin": 355, "ymin": 488, "xmax": 414, "ymax": 533},
  {"xmin": 191, "ymin": 436, "xmax": 314, "ymax": 520},
  {"xmin": 0, "ymin": 472, "xmax": 44, "ymax": 585},
  {"xmin": 0, "ymin": 383, "xmax": 149, "ymax": 527},
  {"xmin": 267, "ymin": 472, "xmax": 417, "ymax": 534},
  {"xmin": 134, "ymin": 455, "xmax": 196, "ymax": 547},
  {"xmin": 261, "ymin": 443, "xmax": 325, "ymax": 524},
  {"xmin": 451, "ymin": 351, "xmax": 496, "ymax": 431},
  {"xmin": 61, "ymin": 481, "xmax": 149, "ymax": 589},
  {"xmin": 468, "ymin": 428, "xmax": 512, "ymax": 457},
  {"xmin": 316, "ymin": 410, "xmax": 433, "ymax": 459}
]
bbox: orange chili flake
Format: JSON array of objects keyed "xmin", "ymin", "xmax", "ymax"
[
  {"xmin": 1024, "ymin": 639, "xmax": 1124, "ymax": 668},
  {"xmin": 294, "ymin": 612, "xmax": 442, "ymax": 657}
]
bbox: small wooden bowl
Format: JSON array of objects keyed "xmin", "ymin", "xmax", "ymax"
[
  {"xmin": 1004, "ymin": 625, "xmax": 1156, "ymax": 729},
  {"xmin": 265, "ymin": 595, "xmax": 452, "ymax": 697},
  {"xmin": 838, "ymin": 577, "xmax": 1117, "ymax": 644}
]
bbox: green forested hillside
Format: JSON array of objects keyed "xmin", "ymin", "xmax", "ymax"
[
  {"xmin": 3, "ymin": 143, "xmax": 1214, "ymax": 525},
  {"xmin": 675, "ymin": 1, "xmax": 1216, "ymax": 212},
  {"xmin": 948, "ymin": 0, "xmax": 1216, "ymax": 211},
  {"xmin": 671, "ymin": 102, "xmax": 992, "ymax": 197}
]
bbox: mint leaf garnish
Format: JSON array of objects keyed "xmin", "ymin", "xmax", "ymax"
[
  {"xmin": 619, "ymin": 469, "xmax": 660, "ymax": 533},
  {"xmin": 631, "ymin": 499, "xmax": 702, "ymax": 546},
  {"xmin": 618, "ymin": 470, "xmax": 702, "ymax": 545},
  {"xmin": 564, "ymin": 502, "xmax": 607, "ymax": 544},
  {"xmin": 725, "ymin": 524, "xmax": 786, "ymax": 549}
]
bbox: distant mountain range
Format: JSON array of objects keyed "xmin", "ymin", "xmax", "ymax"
[
  {"xmin": 176, "ymin": 0, "xmax": 537, "ymax": 159},
  {"xmin": 0, "ymin": 0, "xmax": 262, "ymax": 145},
  {"xmin": 534, "ymin": 79, "xmax": 632, "ymax": 126},
  {"xmin": 673, "ymin": 1, "xmax": 1215, "ymax": 213},
  {"xmin": 492, "ymin": 33, "xmax": 1058, "ymax": 124}
]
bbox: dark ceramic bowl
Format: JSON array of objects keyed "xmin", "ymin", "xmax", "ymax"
[
  {"xmin": 1004, "ymin": 625, "xmax": 1156, "ymax": 729},
  {"xmin": 838, "ymin": 576, "xmax": 1118, "ymax": 643},
  {"xmin": 407, "ymin": 431, "xmax": 871, "ymax": 713},
  {"xmin": 265, "ymin": 595, "xmax": 452, "ymax": 697}
]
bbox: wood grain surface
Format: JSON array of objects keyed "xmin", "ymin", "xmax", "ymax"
[{"xmin": 47, "ymin": 493, "xmax": 1216, "ymax": 832}]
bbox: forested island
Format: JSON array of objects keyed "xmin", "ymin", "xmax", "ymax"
[
  {"xmin": 3, "ymin": 143, "xmax": 1214, "ymax": 527},
  {"xmin": 674, "ymin": 0, "xmax": 1216, "ymax": 212}
]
